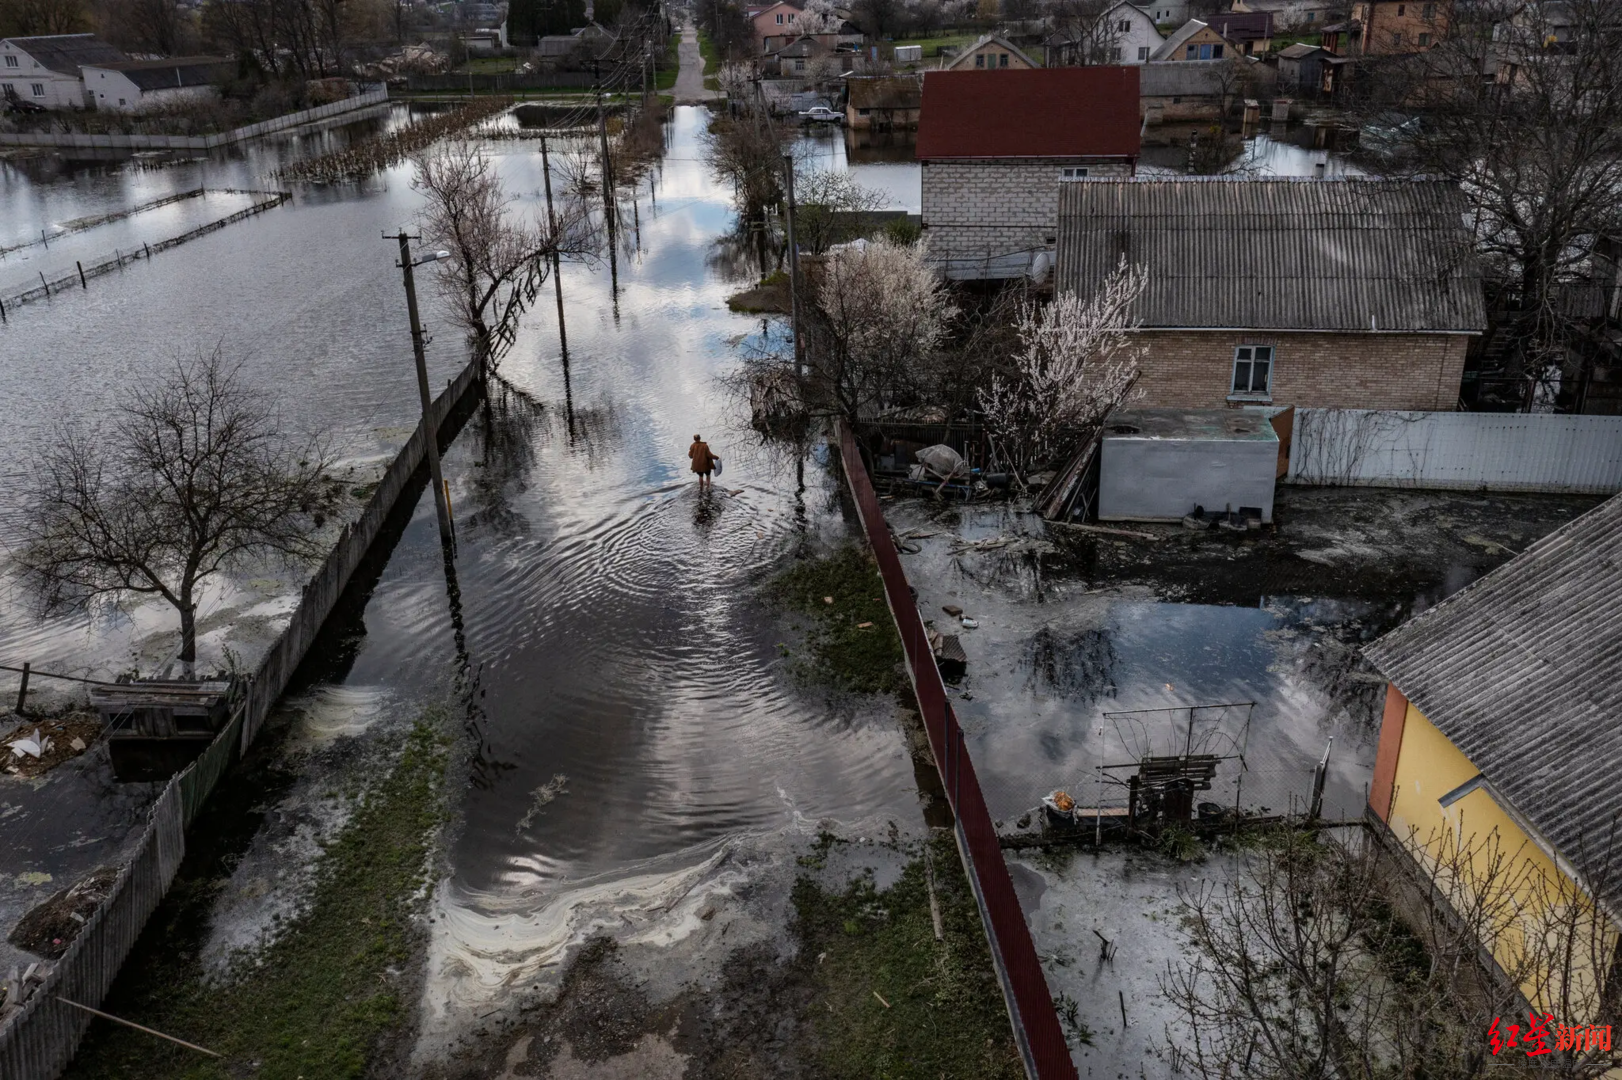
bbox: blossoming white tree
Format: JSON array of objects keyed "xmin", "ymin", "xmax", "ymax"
[{"xmin": 978, "ymin": 258, "xmax": 1148, "ymax": 486}]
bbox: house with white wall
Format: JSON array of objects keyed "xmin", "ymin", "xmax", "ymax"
[
  {"xmin": 1, "ymin": 33, "xmax": 126, "ymax": 110},
  {"xmin": 1047, "ymin": 2, "xmax": 1165, "ymax": 64},
  {"xmin": 82, "ymin": 57, "xmax": 231, "ymax": 113}
]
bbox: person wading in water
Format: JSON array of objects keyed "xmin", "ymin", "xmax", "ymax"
[{"xmin": 688, "ymin": 434, "xmax": 720, "ymax": 490}]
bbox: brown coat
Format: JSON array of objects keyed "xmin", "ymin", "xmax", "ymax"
[{"xmin": 689, "ymin": 440, "xmax": 717, "ymax": 473}]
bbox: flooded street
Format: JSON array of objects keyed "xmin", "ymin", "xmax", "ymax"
[{"xmin": 3, "ymin": 101, "xmax": 931, "ymax": 1070}]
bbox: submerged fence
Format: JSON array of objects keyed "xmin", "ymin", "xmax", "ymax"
[
  {"xmin": 1285, "ymin": 409, "xmax": 1622, "ymax": 493},
  {"xmin": 0, "ymin": 360, "xmax": 483, "ymax": 1080},
  {"xmin": 836, "ymin": 423, "xmax": 1078, "ymax": 1080},
  {"xmin": 0, "ymin": 190, "xmax": 290, "ymax": 314}
]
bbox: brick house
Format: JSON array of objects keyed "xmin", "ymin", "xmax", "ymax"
[
  {"xmin": 1349, "ymin": 0, "xmax": 1448, "ymax": 53},
  {"xmin": 1054, "ymin": 178, "xmax": 1487, "ymax": 410},
  {"xmin": 750, "ymin": 0, "xmax": 804, "ymax": 53},
  {"xmin": 917, "ymin": 67, "xmax": 1140, "ymax": 281},
  {"xmin": 1151, "ymin": 19, "xmax": 1239, "ymax": 60}
]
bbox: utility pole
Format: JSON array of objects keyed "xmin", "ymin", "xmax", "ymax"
[
  {"xmin": 540, "ymin": 135, "xmax": 569, "ymax": 364},
  {"xmin": 781, "ymin": 153, "xmax": 805, "ymax": 377},
  {"xmin": 597, "ymin": 90, "xmax": 620, "ymax": 297},
  {"xmin": 386, "ymin": 231, "xmax": 455, "ymax": 550}
]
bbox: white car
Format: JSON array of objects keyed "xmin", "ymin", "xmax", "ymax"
[{"xmin": 799, "ymin": 106, "xmax": 843, "ymax": 123}]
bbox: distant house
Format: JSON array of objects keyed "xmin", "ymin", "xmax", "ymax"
[
  {"xmin": 845, "ymin": 74, "xmax": 920, "ymax": 130},
  {"xmin": 1151, "ymin": 20, "xmax": 1238, "ymax": 61},
  {"xmin": 1276, "ymin": 41, "xmax": 1330, "ymax": 92},
  {"xmin": 766, "ymin": 34, "xmax": 830, "ymax": 75},
  {"xmin": 1350, "ymin": 0, "xmax": 1447, "ymax": 53},
  {"xmin": 1047, "ymin": 2, "xmax": 1165, "ymax": 65},
  {"xmin": 1138, "ymin": 58, "xmax": 1270, "ymax": 121},
  {"xmin": 918, "ymin": 67, "xmax": 1140, "ymax": 280},
  {"xmin": 1054, "ymin": 178, "xmax": 1487, "ymax": 410},
  {"xmin": 1203, "ymin": 11, "xmax": 1274, "ymax": 54},
  {"xmin": 941, "ymin": 33, "xmax": 1039, "ymax": 70},
  {"xmin": 1138, "ymin": 0, "xmax": 1190, "ymax": 25},
  {"xmin": 0, "ymin": 33, "xmax": 126, "ymax": 110},
  {"xmin": 751, "ymin": 0, "xmax": 805, "ymax": 53},
  {"xmin": 1230, "ymin": 0, "xmax": 1336, "ymax": 30},
  {"xmin": 82, "ymin": 57, "xmax": 231, "ymax": 112},
  {"xmin": 1363, "ymin": 492, "xmax": 1622, "ymax": 1018}
]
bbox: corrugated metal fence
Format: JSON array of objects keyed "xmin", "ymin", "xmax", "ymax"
[
  {"xmin": 0, "ymin": 359, "xmax": 483, "ymax": 1080},
  {"xmin": 1286, "ymin": 410, "xmax": 1622, "ymax": 493},
  {"xmin": 836, "ymin": 423, "xmax": 1078, "ymax": 1080}
]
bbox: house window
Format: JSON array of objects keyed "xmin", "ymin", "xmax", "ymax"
[
  {"xmin": 1396, "ymin": 3, "xmax": 1405, "ymax": 13},
  {"xmin": 1418, "ymin": 31, "xmax": 1430, "ymax": 45},
  {"xmin": 859, "ymin": 107, "xmax": 871, "ymax": 115},
  {"xmin": 1186, "ymin": 44, "xmax": 1197, "ymax": 58},
  {"xmin": 975, "ymin": 53, "xmax": 985, "ymax": 67},
  {"xmin": 1110, "ymin": 46, "xmax": 1123, "ymax": 60},
  {"xmin": 1231, "ymin": 346, "xmax": 1274, "ymax": 397},
  {"xmin": 776, "ymin": 13, "xmax": 783, "ymax": 23},
  {"xmin": 1197, "ymin": 43, "xmax": 1223, "ymax": 58},
  {"xmin": 1421, "ymin": 1, "xmax": 1435, "ymax": 15},
  {"xmin": 1138, "ymin": 45, "xmax": 1150, "ymax": 59},
  {"xmin": 788, "ymin": 12, "xmax": 795, "ymax": 20},
  {"xmin": 1060, "ymin": 166, "xmax": 1089, "ymax": 180},
  {"xmin": 999, "ymin": 52, "xmax": 1009, "ymax": 66},
  {"xmin": 30, "ymin": 82, "xmax": 44, "ymax": 97},
  {"xmin": 3, "ymin": 55, "xmax": 17, "ymax": 67},
  {"xmin": 795, "ymin": 58, "xmax": 805, "ymax": 69},
  {"xmin": 1305, "ymin": 9, "xmax": 1315, "ymax": 20},
  {"xmin": 1118, "ymin": 18, "xmax": 1131, "ymax": 31},
  {"xmin": 1392, "ymin": 30, "xmax": 1404, "ymax": 45}
]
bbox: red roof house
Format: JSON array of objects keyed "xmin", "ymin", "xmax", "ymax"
[
  {"xmin": 917, "ymin": 67, "xmax": 1141, "ymax": 280},
  {"xmin": 916, "ymin": 67, "xmax": 1142, "ymax": 161}
]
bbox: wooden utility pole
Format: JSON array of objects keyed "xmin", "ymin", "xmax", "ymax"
[
  {"xmin": 540, "ymin": 135, "xmax": 569, "ymax": 363},
  {"xmin": 597, "ymin": 91, "xmax": 619, "ymax": 295},
  {"xmin": 781, "ymin": 153, "xmax": 805, "ymax": 376},
  {"xmin": 386, "ymin": 231, "xmax": 455, "ymax": 550}
]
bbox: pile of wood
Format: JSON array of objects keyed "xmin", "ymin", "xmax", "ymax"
[{"xmin": 276, "ymin": 96, "xmax": 514, "ymax": 183}]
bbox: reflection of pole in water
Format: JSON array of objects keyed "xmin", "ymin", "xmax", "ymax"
[
  {"xmin": 633, "ymin": 180, "xmax": 641, "ymax": 252},
  {"xmin": 562, "ymin": 350, "xmax": 577, "ymax": 446},
  {"xmin": 794, "ymin": 453, "xmax": 807, "ymax": 532},
  {"xmin": 540, "ymin": 135, "xmax": 570, "ymax": 366}
]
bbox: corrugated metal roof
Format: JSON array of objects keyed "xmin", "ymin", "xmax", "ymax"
[
  {"xmin": 1138, "ymin": 58, "xmax": 1229, "ymax": 96},
  {"xmin": 89, "ymin": 56, "xmax": 230, "ymax": 90},
  {"xmin": 916, "ymin": 67, "xmax": 1141, "ymax": 161},
  {"xmin": 1363, "ymin": 493, "xmax": 1622, "ymax": 895},
  {"xmin": 5, "ymin": 33, "xmax": 126, "ymax": 74},
  {"xmin": 1055, "ymin": 177, "xmax": 1487, "ymax": 332}
]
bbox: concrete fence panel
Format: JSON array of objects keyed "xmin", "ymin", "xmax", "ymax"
[{"xmin": 1286, "ymin": 410, "xmax": 1622, "ymax": 493}]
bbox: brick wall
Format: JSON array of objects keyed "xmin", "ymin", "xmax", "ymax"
[
  {"xmin": 1134, "ymin": 330, "xmax": 1471, "ymax": 409},
  {"xmin": 921, "ymin": 159, "xmax": 1133, "ymax": 277}
]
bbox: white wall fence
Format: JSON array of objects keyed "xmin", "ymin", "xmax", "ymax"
[
  {"xmin": 0, "ymin": 87, "xmax": 388, "ymax": 150},
  {"xmin": 1286, "ymin": 410, "xmax": 1622, "ymax": 494}
]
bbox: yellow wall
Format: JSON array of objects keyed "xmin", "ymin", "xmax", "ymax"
[{"xmin": 1389, "ymin": 703, "xmax": 1617, "ymax": 1019}]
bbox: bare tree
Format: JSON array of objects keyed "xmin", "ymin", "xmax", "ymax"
[
  {"xmin": 0, "ymin": 0, "xmax": 85, "ymax": 35},
  {"xmin": 1044, "ymin": 0, "xmax": 1119, "ymax": 66},
  {"xmin": 1352, "ymin": 0, "xmax": 1622, "ymax": 409},
  {"xmin": 978, "ymin": 258, "xmax": 1146, "ymax": 485},
  {"xmin": 1164, "ymin": 824, "xmax": 1622, "ymax": 1080},
  {"xmin": 704, "ymin": 108, "xmax": 790, "ymax": 272},
  {"xmin": 16, "ymin": 352, "xmax": 334, "ymax": 673},
  {"xmin": 786, "ymin": 170, "xmax": 887, "ymax": 256},
  {"xmin": 414, "ymin": 138, "xmax": 595, "ymax": 374}
]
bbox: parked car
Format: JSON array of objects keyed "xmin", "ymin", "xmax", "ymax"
[{"xmin": 799, "ymin": 106, "xmax": 843, "ymax": 124}]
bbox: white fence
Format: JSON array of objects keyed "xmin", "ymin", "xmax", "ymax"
[
  {"xmin": 1286, "ymin": 410, "xmax": 1622, "ymax": 493},
  {"xmin": 0, "ymin": 88, "xmax": 388, "ymax": 150}
]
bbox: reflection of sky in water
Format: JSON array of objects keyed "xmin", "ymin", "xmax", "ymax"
[{"xmin": 791, "ymin": 127, "xmax": 921, "ymax": 212}]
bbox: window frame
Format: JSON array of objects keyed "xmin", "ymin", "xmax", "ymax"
[
  {"xmin": 1229, "ymin": 345, "xmax": 1275, "ymax": 400},
  {"xmin": 30, "ymin": 82, "xmax": 45, "ymax": 97},
  {"xmin": 3, "ymin": 54, "xmax": 18, "ymax": 67},
  {"xmin": 1059, "ymin": 166, "xmax": 1090, "ymax": 180},
  {"xmin": 1137, "ymin": 45, "xmax": 1150, "ymax": 60}
]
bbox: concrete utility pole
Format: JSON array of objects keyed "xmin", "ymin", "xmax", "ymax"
[
  {"xmin": 781, "ymin": 153, "xmax": 806, "ymax": 376},
  {"xmin": 386, "ymin": 230, "xmax": 455, "ymax": 549},
  {"xmin": 597, "ymin": 91, "xmax": 620, "ymax": 297},
  {"xmin": 540, "ymin": 135, "xmax": 569, "ymax": 363}
]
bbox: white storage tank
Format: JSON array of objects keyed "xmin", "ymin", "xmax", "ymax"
[
  {"xmin": 894, "ymin": 44, "xmax": 924, "ymax": 62},
  {"xmin": 1097, "ymin": 409, "xmax": 1279, "ymax": 523}
]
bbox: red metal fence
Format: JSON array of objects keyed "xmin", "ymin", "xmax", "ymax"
[{"xmin": 836, "ymin": 423, "xmax": 1078, "ymax": 1080}]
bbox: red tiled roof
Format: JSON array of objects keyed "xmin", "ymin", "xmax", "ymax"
[{"xmin": 915, "ymin": 67, "xmax": 1141, "ymax": 160}]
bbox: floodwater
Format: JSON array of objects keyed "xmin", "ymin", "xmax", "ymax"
[{"xmin": 2, "ymin": 104, "xmax": 926, "ymax": 1064}]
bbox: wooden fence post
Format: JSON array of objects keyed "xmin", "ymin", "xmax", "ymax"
[{"xmin": 15, "ymin": 662, "xmax": 30, "ymax": 713}]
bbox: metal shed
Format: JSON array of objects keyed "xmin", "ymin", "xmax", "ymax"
[{"xmin": 1098, "ymin": 409, "xmax": 1278, "ymax": 522}]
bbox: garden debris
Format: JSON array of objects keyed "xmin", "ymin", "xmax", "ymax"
[
  {"xmin": 1049, "ymin": 521, "xmax": 1160, "ymax": 541},
  {"xmin": 960, "ymin": 618, "xmax": 979, "ymax": 629},
  {"xmin": 856, "ymin": 622, "xmax": 874, "ymax": 629},
  {"xmin": 8, "ymin": 866, "xmax": 120, "ymax": 959},
  {"xmin": 823, "ymin": 596, "xmax": 834, "ymax": 604},
  {"xmin": 941, "ymin": 604, "xmax": 963, "ymax": 616},
  {"xmin": 1, "ymin": 713, "xmax": 103, "ymax": 778},
  {"xmin": 950, "ymin": 534, "xmax": 1058, "ymax": 556}
]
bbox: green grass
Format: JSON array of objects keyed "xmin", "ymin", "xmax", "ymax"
[
  {"xmin": 66, "ymin": 714, "xmax": 453, "ymax": 1080},
  {"xmin": 457, "ymin": 56, "xmax": 517, "ymax": 73},
  {"xmin": 698, "ymin": 27, "xmax": 722, "ymax": 73},
  {"xmin": 767, "ymin": 546, "xmax": 906, "ymax": 697},
  {"xmin": 1269, "ymin": 31, "xmax": 1324, "ymax": 50},
  {"xmin": 794, "ymin": 832, "xmax": 1025, "ymax": 1079},
  {"xmin": 889, "ymin": 32, "xmax": 978, "ymax": 59},
  {"xmin": 656, "ymin": 33, "xmax": 680, "ymax": 90}
]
